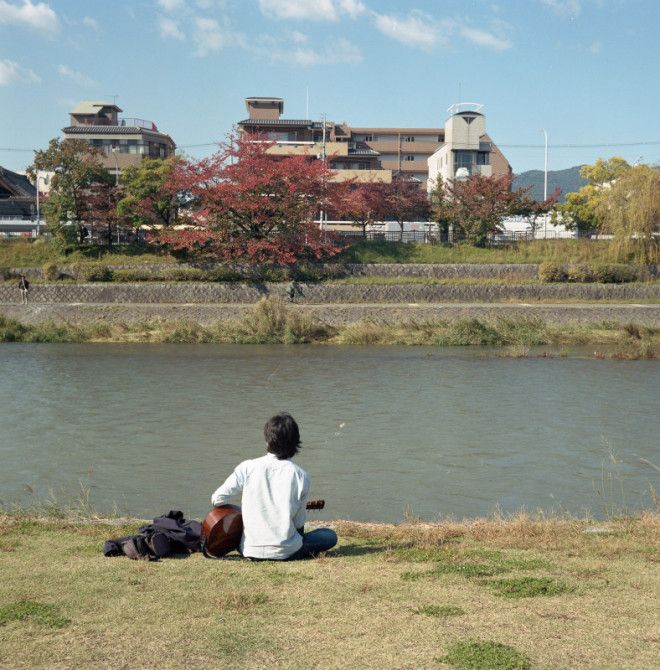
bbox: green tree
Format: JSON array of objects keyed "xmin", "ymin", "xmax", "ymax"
[
  {"xmin": 597, "ymin": 164, "xmax": 659, "ymax": 263},
  {"xmin": 555, "ymin": 157, "xmax": 631, "ymax": 232},
  {"xmin": 117, "ymin": 156, "xmax": 183, "ymax": 229},
  {"xmin": 28, "ymin": 139, "xmax": 109, "ymax": 245}
]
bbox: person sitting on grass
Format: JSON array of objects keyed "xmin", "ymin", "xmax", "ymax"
[{"xmin": 211, "ymin": 412, "xmax": 337, "ymax": 560}]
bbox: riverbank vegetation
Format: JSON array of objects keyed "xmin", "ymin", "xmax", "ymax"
[
  {"xmin": 0, "ymin": 509, "xmax": 657, "ymax": 669},
  {"xmin": 2, "ymin": 237, "xmax": 658, "ymax": 275},
  {"xmin": 1, "ymin": 300, "xmax": 657, "ymax": 357}
]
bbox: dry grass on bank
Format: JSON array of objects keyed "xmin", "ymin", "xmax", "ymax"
[
  {"xmin": 1, "ymin": 301, "xmax": 658, "ymax": 358},
  {"xmin": 0, "ymin": 512, "xmax": 658, "ymax": 670}
]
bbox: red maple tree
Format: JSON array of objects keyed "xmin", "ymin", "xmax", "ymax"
[
  {"xmin": 431, "ymin": 174, "xmax": 559, "ymax": 246},
  {"xmin": 378, "ymin": 176, "xmax": 431, "ymax": 241},
  {"xmin": 155, "ymin": 134, "xmax": 344, "ymax": 265},
  {"xmin": 330, "ymin": 180, "xmax": 386, "ymax": 238}
]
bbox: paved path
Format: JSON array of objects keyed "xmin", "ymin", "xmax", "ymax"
[{"xmin": 2, "ymin": 302, "xmax": 659, "ymax": 327}]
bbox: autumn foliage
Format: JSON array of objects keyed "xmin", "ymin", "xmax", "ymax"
[
  {"xmin": 155, "ymin": 135, "xmax": 345, "ymax": 265},
  {"xmin": 432, "ymin": 174, "xmax": 558, "ymax": 246}
]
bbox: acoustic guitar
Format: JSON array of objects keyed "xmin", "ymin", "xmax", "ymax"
[{"xmin": 201, "ymin": 499, "xmax": 325, "ymax": 559}]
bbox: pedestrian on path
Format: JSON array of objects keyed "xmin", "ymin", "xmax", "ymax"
[{"xmin": 18, "ymin": 274, "xmax": 30, "ymax": 304}]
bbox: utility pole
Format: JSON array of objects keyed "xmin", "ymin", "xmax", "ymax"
[
  {"xmin": 35, "ymin": 172, "xmax": 40, "ymax": 237},
  {"xmin": 542, "ymin": 129, "xmax": 548, "ymax": 239},
  {"xmin": 320, "ymin": 113, "xmax": 327, "ymax": 232}
]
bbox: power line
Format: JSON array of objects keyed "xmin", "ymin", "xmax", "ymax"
[{"xmin": 497, "ymin": 141, "xmax": 660, "ymax": 149}]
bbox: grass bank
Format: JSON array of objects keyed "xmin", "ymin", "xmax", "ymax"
[
  {"xmin": 3, "ymin": 238, "xmax": 658, "ymax": 270},
  {"xmin": 336, "ymin": 239, "xmax": 660, "ymax": 265},
  {"xmin": 0, "ymin": 511, "xmax": 657, "ymax": 669},
  {"xmin": 0, "ymin": 300, "xmax": 658, "ymax": 357}
]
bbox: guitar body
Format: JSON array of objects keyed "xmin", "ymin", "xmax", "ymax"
[
  {"xmin": 201, "ymin": 499, "xmax": 325, "ymax": 559},
  {"xmin": 201, "ymin": 504, "xmax": 243, "ymax": 558}
]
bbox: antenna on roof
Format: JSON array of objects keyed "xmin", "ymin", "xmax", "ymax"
[{"xmin": 105, "ymin": 94, "xmax": 119, "ymax": 105}]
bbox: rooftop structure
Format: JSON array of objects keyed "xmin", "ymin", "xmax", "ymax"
[{"xmin": 62, "ymin": 100, "xmax": 176, "ymax": 180}]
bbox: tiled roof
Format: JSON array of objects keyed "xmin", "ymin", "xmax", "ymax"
[
  {"xmin": 238, "ymin": 118, "xmax": 313, "ymax": 127},
  {"xmin": 63, "ymin": 125, "xmax": 153, "ymax": 135},
  {"xmin": 0, "ymin": 167, "xmax": 36, "ymax": 198}
]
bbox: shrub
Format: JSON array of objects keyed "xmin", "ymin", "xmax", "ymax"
[
  {"xmin": 538, "ymin": 262, "xmax": 567, "ymax": 282},
  {"xmin": 257, "ymin": 266, "xmax": 290, "ymax": 282},
  {"xmin": 590, "ymin": 263, "xmax": 638, "ymax": 283},
  {"xmin": 206, "ymin": 266, "xmax": 244, "ymax": 282},
  {"xmin": 161, "ymin": 267, "xmax": 207, "ymax": 282},
  {"xmin": 84, "ymin": 264, "xmax": 113, "ymax": 282},
  {"xmin": 111, "ymin": 269, "xmax": 156, "ymax": 282},
  {"xmin": 42, "ymin": 262, "xmax": 59, "ymax": 281},
  {"xmin": 567, "ymin": 263, "xmax": 595, "ymax": 283},
  {"xmin": 0, "ymin": 266, "xmax": 13, "ymax": 281}
]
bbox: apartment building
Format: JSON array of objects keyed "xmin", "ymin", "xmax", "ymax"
[
  {"xmin": 237, "ymin": 97, "xmax": 510, "ymax": 188},
  {"xmin": 238, "ymin": 97, "xmax": 391, "ymax": 183},
  {"xmin": 62, "ymin": 101, "xmax": 176, "ymax": 180}
]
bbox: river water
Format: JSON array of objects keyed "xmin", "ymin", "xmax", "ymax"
[{"xmin": 1, "ymin": 344, "xmax": 658, "ymax": 523}]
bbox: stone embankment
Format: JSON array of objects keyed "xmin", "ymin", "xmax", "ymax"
[
  {"xmin": 0, "ymin": 282, "xmax": 658, "ymax": 305},
  {"xmin": 3, "ymin": 302, "xmax": 660, "ymax": 327}
]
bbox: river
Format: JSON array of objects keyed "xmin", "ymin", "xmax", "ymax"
[{"xmin": 0, "ymin": 344, "xmax": 658, "ymax": 523}]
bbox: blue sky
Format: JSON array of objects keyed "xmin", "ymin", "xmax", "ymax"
[{"xmin": 1, "ymin": 0, "xmax": 659, "ymax": 174}]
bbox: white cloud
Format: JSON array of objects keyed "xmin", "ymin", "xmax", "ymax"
[
  {"xmin": 271, "ymin": 37, "xmax": 362, "ymax": 66},
  {"xmin": 193, "ymin": 16, "xmax": 243, "ymax": 56},
  {"xmin": 374, "ymin": 12, "xmax": 447, "ymax": 51},
  {"xmin": 290, "ymin": 30, "xmax": 307, "ymax": 44},
  {"xmin": 57, "ymin": 64, "xmax": 97, "ymax": 87},
  {"xmin": 82, "ymin": 16, "xmax": 98, "ymax": 30},
  {"xmin": 159, "ymin": 15, "xmax": 185, "ymax": 40},
  {"xmin": 158, "ymin": 0, "xmax": 186, "ymax": 12},
  {"xmin": 338, "ymin": 0, "xmax": 365, "ymax": 18},
  {"xmin": 0, "ymin": 58, "xmax": 40, "ymax": 85},
  {"xmin": 0, "ymin": 0, "xmax": 59, "ymax": 34},
  {"xmin": 540, "ymin": 0, "xmax": 581, "ymax": 17},
  {"xmin": 460, "ymin": 27, "xmax": 511, "ymax": 51},
  {"xmin": 258, "ymin": 0, "xmax": 338, "ymax": 21}
]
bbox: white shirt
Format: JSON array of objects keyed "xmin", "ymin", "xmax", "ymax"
[{"xmin": 211, "ymin": 452, "xmax": 310, "ymax": 560}]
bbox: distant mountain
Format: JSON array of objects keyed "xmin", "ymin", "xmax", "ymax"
[{"xmin": 513, "ymin": 165, "xmax": 587, "ymax": 203}]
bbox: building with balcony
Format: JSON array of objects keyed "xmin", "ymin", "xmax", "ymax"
[
  {"xmin": 238, "ymin": 97, "xmax": 392, "ymax": 184},
  {"xmin": 62, "ymin": 101, "xmax": 176, "ymax": 180},
  {"xmin": 427, "ymin": 104, "xmax": 511, "ymax": 191},
  {"xmin": 237, "ymin": 97, "xmax": 510, "ymax": 189}
]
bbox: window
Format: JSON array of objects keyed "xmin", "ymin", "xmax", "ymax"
[
  {"xmin": 453, "ymin": 150, "xmax": 474, "ymax": 169},
  {"xmin": 477, "ymin": 152, "xmax": 489, "ymax": 165},
  {"xmin": 364, "ymin": 134, "xmax": 373, "ymax": 142},
  {"xmin": 404, "ymin": 136, "xmax": 415, "ymax": 142},
  {"xmin": 405, "ymin": 155, "xmax": 415, "ymax": 161}
]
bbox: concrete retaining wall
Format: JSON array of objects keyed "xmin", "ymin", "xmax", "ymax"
[
  {"xmin": 3, "ymin": 303, "xmax": 660, "ymax": 327},
  {"xmin": 0, "ymin": 282, "xmax": 658, "ymax": 305},
  {"xmin": 6, "ymin": 262, "xmax": 657, "ymax": 281}
]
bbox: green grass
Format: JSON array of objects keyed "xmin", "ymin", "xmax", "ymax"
[
  {"xmin": 487, "ymin": 576, "xmax": 570, "ymax": 599},
  {"xmin": 442, "ymin": 640, "xmax": 532, "ymax": 670},
  {"xmin": 335, "ymin": 239, "xmax": 659, "ymax": 265},
  {"xmin": 0, "ymin": 601, "xmax": 70, "ymax": 629},
  {"xmin": 0, "ymin": 239, "xmax": 176, "ymax": 269},
  {"xmin": 414, "ymin": 604, "xmax": 465, "ymax": 618}
]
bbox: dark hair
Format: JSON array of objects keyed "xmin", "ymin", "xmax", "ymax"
[{"xmin": 264, "ymin": 413, "xmax": 301, "ymax": 460}]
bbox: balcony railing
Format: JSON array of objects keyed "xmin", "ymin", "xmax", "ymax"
[{"xmin": 120, "ymin": 118, "xmax": 158, "ymax": 130}]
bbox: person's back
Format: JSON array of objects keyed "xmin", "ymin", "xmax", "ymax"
[
  {"xmin": 211, "ymin": 413, "xmax": 337, "ymax": 560},
  {"xmin": 214, "ymin": 452, "xmax": 308, "ymax": 559}
]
